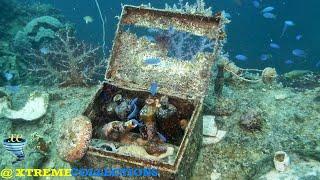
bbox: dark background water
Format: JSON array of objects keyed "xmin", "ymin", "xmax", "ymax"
[{"xmin": 20, "ymin": 0, "xmax": 320, "ymax": 73}]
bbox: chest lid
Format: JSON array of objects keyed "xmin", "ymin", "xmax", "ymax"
[{"xmin": 106, "ymin": 5, "xmax": 226, "ymax": 100}]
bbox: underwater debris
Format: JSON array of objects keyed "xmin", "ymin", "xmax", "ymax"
[
  {"xmin": 239, "ymin": 109, "xmax": 263, "ymax": 132},
  {"xmin": 179, "ymin": 119, "xmax": 189, "ymax": 130},
  {"xmin": 140, "ymin": 97, "xmax": 159, "ymax": 140},
  {"xmin": 156, "ymin": 96, "xmax": 177, "ymax": 121},
  {"xmin": 114, "ymin": 99, "xmax": 131, "ymax": 120},
  {"xmin": 76, "ymin": 3, "xmax": 225, "ymax": 177},
  {"xmin": 102, "ymin": 120, "xmax": 137, "ymax": 141},
  {"xmin": 145, "ymin": 143, "xmax": 168, "ymax": 155},
  {"xmin": 261, "ymin": 67, "xmax": 277, "ymax": 84},
  {"xmin": 274, "ymin": 151, "xmax": 290, "ymax": 172},
  {"xmin": 57, "ymin": 115, "xmax": 92, "ymax": 163},
  {"xmin": 203, "ymin": 115, "xmax": 218, "ymax": 137},
  {"xmin": 117, "ymin": 144, "xmax": 174, "ymax": 161},
  {"xmin": 127, "ymin": 97, "xmax": 139, "ymax": 120},
  {"xmin": 0, "ymin": 91, "xmax": 49, "ymax": 121}
]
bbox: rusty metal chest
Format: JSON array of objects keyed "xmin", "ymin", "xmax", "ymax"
[{"xmin": 71, "ymin": 5, "xmax": 226, "ymax": 179}]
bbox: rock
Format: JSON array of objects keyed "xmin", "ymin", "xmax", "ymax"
[
  {"xmin": 24, "ymin": 16, "xmax": 63, "ymax": 35},
  {"xmin": 203, "ymin": 130, "xmax": 227, "ymax": 145},
  {"xmin": 13, "ymin": 16, "xmax": 63, "ymax": 50},
  {"xmin": 203, "ymin": 115, "xmax": 226, "ymax": 145},
  {"xmin": 203, "ymin": 115, "xmax": 218, "ymax": 136},
  {"xmin": 57, "ymin": 115, "xmax": 92, "ymax": 163},
  {"xmin": 0, "ymin": 91, "xmax": 49, "ymax": 121}
]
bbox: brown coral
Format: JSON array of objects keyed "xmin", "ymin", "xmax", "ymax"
[
  {"xmin": 25, "ymin": 26, "xmax": 104, "ymax": 86},
  {"xmin": 57, "ymin": 115, "xmax": 92, "ymax": 163}
]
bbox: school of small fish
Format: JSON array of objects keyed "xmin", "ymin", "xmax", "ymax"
[{"xmin": 234, "ymin": 1, "xmax": 318, "ymax": 69}]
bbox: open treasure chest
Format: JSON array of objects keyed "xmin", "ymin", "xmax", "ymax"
[{"xmin": 58, "ymin": 5, "xmax": 226, "ymax": 179}]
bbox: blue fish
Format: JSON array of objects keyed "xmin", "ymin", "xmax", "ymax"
[
  {"xmin": 5, "ymin": 85, "xmax": 20, "ymax": 94},
  {"xmin": 284, "ymin": 59, "xmax": 294, "ymax": 64},
  {"xmin": 292, "ymin": 49, "xmax": 306, "ymax": 58},
  {"xmin": 156, "ymin": 132, "xmax": 167, "ymax": 143},
  {"xmin": 261, "ymin": 6, "xmax": 274, "ymax": 13},
  {"xmin": 270, "ymin": 43, "xmax": 280, "ymax": 49},
  {"xmin": 144, "ymin": 57, "xmax": 161, "ymax": 65},
  {"xmin": 296, "ymin": 34, "xmax": 303, "ymax": 40},
  {"xmin": 263, "ymin": 12, "xmax": 276, "ymax": 19},
  {"xmin": 252, "ymin": 0, "xmax": 260, "ymax": 8},
  {"xmin": 316, "ymin": 60, "xmax": 320, "ymax": 68},
  {"xmin": 235, "ymin": 54, "xmax": 248, "ymax": 61},
  {"xmin": 281, "ymin": 20, "xmax": 295, "ymax": 37},
  {"xmin": 260, "ymin": 54, "xmax": 271, "ymax": 61},
  {"xmin": 149, "ymin": 82, "xmax": 158, "ymax": 96},
  {"xmin": 144, "ymin": 36, "xmax": 155, "ymax": 42},
  {"xmin": 4, "ymin": 72, "xmax": 13, "ymax": 81},
  {"xmin": 39, "ymin": 47, "xmax": 49, "ymax": 55}
]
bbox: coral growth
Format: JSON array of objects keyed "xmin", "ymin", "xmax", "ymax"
[
  {"xmin": 13, "ymin": 16, "xmax": 63, "ymax": 52},
  {"xmin": 165, "ymin": 0, "xmax": 212, "ymax": 16},
  {"xmin": 16, "ymin": 24, "xmax": 104, "ymax": 86},
  {"xmin": 57, "ymin": 115, "xmax": 92, "ymax": 163},
  {"xmin": 150, "ymin": 26, "xmax": 214, "ymax": 60}
]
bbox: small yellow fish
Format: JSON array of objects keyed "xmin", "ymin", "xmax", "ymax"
[{"xmin": 83, "ymin": 16, "xmax": 93, "ymax": 24}]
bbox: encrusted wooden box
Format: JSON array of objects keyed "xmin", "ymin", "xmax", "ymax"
[{"xmin": 77, "ymin": 5, "xmax": 225, "ymax": 179}]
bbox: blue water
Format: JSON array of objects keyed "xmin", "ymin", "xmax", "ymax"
[{"xmin": 20, "ymin": 0, "xmax": 320, "ymax": 73}]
